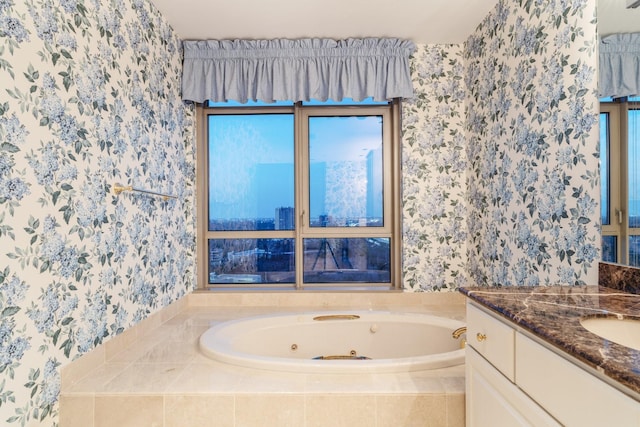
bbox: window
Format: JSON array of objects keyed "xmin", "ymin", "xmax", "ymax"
[
  {"xmin": 196, "ymin": 98, "xmax": 402, "ymax": 290},
  {"xmin": 600, "ymin": 97, "xmax": 640, "ymax": 266}
]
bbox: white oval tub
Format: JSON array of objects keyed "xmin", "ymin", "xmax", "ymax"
[{"xmin": 199, "ymin": 311, "xmax": 466, "ymax": 373}]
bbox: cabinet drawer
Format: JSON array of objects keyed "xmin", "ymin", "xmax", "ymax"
[
  {"xmin": 467, "ymin": 303, "xmax": 515, "ymax": 381},
  {"xmin": 516, "ymin": 332, "xmax": 640, "ymax": 427},
  {"xmin": 467, "ymin": 347, "xmax": 560, "ymax": 427}
]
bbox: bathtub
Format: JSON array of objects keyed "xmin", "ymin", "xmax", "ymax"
[{"xmin": 199, "ymin": 311, "xmax": 466, "ymax": 373}]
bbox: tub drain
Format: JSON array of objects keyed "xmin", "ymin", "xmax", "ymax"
[{"xmin": 312, "ymin": 355, "xmax": 372, "ymax": 360}]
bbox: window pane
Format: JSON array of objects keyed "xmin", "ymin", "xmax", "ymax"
[
  {"xmin": 630, "ymin": 236, "xmax": 640, "ymax": 267},
  {"xmin": 303, "ymin": 238, "xmax": 390, "ymax": 283},
  {"xmin": 600, "ymin": 113, "xmax": 611, "ymax": 226},
  {"xmin": 601, "ymin": 235, "xmax": 617, "ymax": 263},
  {"xmin": 308, "ymin": 116, "xmax": 383, "ymax": 227},
  {"xmin": 208, "ymin": 238, "xmax": 295, "ymax": 284},
  {"xmin": 208, "ymin": 114, "xmax": 294, "ymax": 231},
  {"xmin": 629, "ymin": 108, "xmax": 640, "ymax": 228}
]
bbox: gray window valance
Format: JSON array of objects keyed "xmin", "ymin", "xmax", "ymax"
[
  {"xmin": 181, "ymin": 38, "xmax": 416, "ymax": 103},
  {"xmin": 599, "ymin": 33, "xmax": 640, "ymax": 98}
]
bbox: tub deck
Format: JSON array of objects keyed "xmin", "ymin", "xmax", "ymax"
[{"xmin": 60, "ymin": 292, "xmax": 466, "ymax": 427}]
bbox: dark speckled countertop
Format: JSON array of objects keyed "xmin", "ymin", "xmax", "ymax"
[{"xmin": 459, "ymin": 284, "xmax": 640, "ymax": 400}]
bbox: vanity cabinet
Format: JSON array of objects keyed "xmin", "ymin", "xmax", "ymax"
[
  {"xmin": 466, "ymin": 302, "xmax": 640, "ymax": 427},
  {"xmin": 516, "ymin": 332, "xmax": 640, "ymax": 426},
  {"xmin": 466, "ymin": 303, "xmax": 560, "ymax": 427}
]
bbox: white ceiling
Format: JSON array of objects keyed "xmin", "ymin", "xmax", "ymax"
[
  {"xmin": 149, "ymin": 0, "xmax": 640, "ymax": 43},
  {"xmin": 148, "ymin": 0, "xmax": 500, "ymax": 44},
  {"xmin": 598, "ymin": 0, "xmax": 640, "ymax": 37}
]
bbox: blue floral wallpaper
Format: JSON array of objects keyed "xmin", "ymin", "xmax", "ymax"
[
  {"xmin": 0, "ymin": 0, "xmax": 601, "ymax": 424},
  {"xmin": 463, "ymin": 0, "xmax": 599, "ymax": 287},
  {"xmin": 401, "ymin": 0, "xmax": 599, "ymax": 291},
  {"xmin": 402, "ymin": 45, "xmax": 469, "ymax": 291},
  {"xmin": 0, "ymin": 0, "xmax": 195, "ymax": 424}
]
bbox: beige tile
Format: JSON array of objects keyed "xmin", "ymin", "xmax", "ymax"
[
  {"xmin": 166, "ymin": 308, "xmax": 244, "ymax": 327},
  {"xmin": 136, "ymin": 310, "xmax": 163, "ymax": 336},
  {"xmin": 446, "ymin": 393, "xmax": 465, "ymax": 427},
  {"xmin": 235, "ymin": 394, "xmax": 305, "ymax": 427},
  {"xmin": 440, "ymin": 370, "xmax": 466, "ymax": 393},
  {"xmin": 160, "ymin": 311, "xmax": 194, "ymax": 326},
  {"xmin": 145, "ymin": 323, "xmax": 208, "ymax": 344},
  {"xmin": 377, "ymin": 394, "xmax": 447, "ymax": 427},
  {"xmin": 159, "ymin": 296, "xmax": 188, "ymax": 323},
  {"xmin": 164, "ymin": 394, "xmax": 234, "ymax": 427},
  {"xmin": 233, "ymin": 368, "xmax": 306, "ymax": 393},
  {"xmin": 94, "ymin": 395, "xmax": 163, "ymax": 427},
  {"xmin": 105, "ymin": 327, "xmax": 138, "ymax": 361},
  {"xmin": 367, "ymin": 371, "xmax": 447, "ymax": 394},
  {"xmin": 102, "ymin": 363, "xmax": 187, "ymax": 393},
  {"xmin": 59, "ymin": 394, "xmax": 94, "ymax": 427},
  {"xmin": 188, "ymin": 292, "xmax": 244, "ymax": 307},
  {"xmin": 65, "ymin": 363, "xmax": 131, "ymax": 393},
  {"xmin": 305, "ymin": 394, "xmax": 376, "ymax": 427},
  {"xmin": 136, "ymin": 339, "xmax": 200, "ymax": 364},
  {"xmin": 169, "ymin": 362, "xmax": 242, "ymax": 393},
  {"xmin": 187, "ymin": 290, "xmax": 466, "ymax": 311},
  {"xmin": 304, "ymin": 373, "xmax": 378, "ymax": 393},
  {"xmin": 105, "ymin": 340, "xmax": 153, "ymax": 364},
  {"xmin": 61, "ymin": 297, "xmax": 469, "ymax": 427},
  {"xmin": 61, "ymin": 345, "xmax": 105, "ymax": 389}
]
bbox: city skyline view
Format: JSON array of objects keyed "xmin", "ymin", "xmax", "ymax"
[{"xmin": 208, "ymin": 113, "xmax": 384, "ymax": 224}]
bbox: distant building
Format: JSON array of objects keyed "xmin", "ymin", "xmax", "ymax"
[
  {"xmin": 209, "ymin": 247, "xmax": 224, "ymax": 267},
  {"xmin": 366, "ymin": 147, "xmax": 383, "ymax": 221},
  {"xmin": 275, "ymin": 207, "xmax": 295, "ymax": 230}
]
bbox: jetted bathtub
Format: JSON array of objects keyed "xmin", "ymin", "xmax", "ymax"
[{"xmin": 199, "ymin": 311, "xmax": 466, "ymax": 373}]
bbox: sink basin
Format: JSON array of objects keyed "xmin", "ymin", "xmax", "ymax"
[{"xmin": 580, "ymin": 316, "xmax": 640, "ymax": 351}]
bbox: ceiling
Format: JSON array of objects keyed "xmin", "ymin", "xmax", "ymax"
[
  {"xmin": 598, "ymin": 0, "xmax": 640, "ymax": 37},
  {"xmin": 148, "ymin": 0, "xmax": 500, "ymax": 44},
  {"xmin": 149, "ymin": 0, "xmax": 640, "ymax": 44}
]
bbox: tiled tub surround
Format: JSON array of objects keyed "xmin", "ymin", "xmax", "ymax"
[
  {"xmin": 60, "ymin": 292, "xmax": 466, "ymax": 427},
  {"xmin": 459, "ymin": 285, "xmax": 640, "ymax": 401}
]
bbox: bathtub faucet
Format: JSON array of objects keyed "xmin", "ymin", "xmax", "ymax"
[
  {"xmin": 451, "ymin": 327, "xmax": 466, "ymax": 339},
  {"xmin": 452, "ymin": 327, "xmax": 467, "ymax": 349}
]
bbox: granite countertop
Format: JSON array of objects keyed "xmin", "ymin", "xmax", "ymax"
[{"xmin": 459, "ymin": 285, "xmax": 640, "ymax": 400}]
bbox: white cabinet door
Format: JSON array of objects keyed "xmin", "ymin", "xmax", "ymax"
[
  {"xmin": 466, "ymin": 346, "xmax": 561, "ymax": 427},
  {"xmin": 516, "ymin": 332, "xmax": 640, "ymax": 427}
]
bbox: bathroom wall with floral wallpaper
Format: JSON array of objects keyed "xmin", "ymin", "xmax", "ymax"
[
  {"xmin": 0, "ymin": 0, "xmax": 601, "ymax": 424},
  {"xmin": 400, "ymin": 0, "xmax": 599, "ymax": 291},
  {"xmin": 0, "ymin": 0, "xmax": 195, "ymax": 424},
  {"xmin": 463, "ymin": 0, "xmax": 599, "ymax": 287},
  {"xmin": 402, "ymin": 44, "xmax": 469, "ymax": 291}
]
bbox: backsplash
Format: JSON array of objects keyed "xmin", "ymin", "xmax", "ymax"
[{"xmin": 599, "ymin": 262, "xmax": 640, "ymax": 295}]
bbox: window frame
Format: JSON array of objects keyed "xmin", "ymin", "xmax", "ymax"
[
  {"xmin": 195, "ymin": 100, "xmax": 403, "ymax": 291},
  {"xmin": 600, "ymin": 103, "xmax": 623, "ymax": 261},
  {"xmin": 599, "ymin": 97, "xmax": 640, "ymax": 266}
]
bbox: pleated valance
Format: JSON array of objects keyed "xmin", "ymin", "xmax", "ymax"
[
  {"xmin": 181, "ymin": 38, "xmax": 416, "ymax": 103},
  {"xmin": 599, "ymin": 33, "xmax": 640, "ymax": 98}
]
